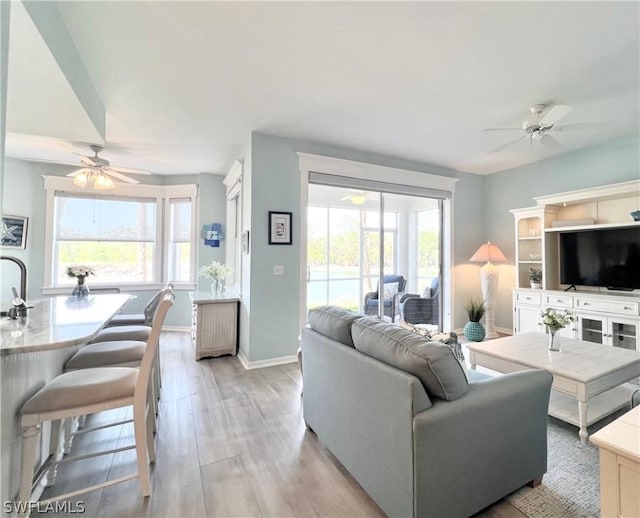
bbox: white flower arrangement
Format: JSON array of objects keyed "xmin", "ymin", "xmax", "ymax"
[
  {"xmin": 540, "ymin": 308, "xmax": 574, "ymax": 330},
  {"xmin": 66, "ymin": 265, "xmax": 95, "ymax": 279},
  {"xmin": 198, "ymin": 261, "xmax": 232, "ymax": 281}
]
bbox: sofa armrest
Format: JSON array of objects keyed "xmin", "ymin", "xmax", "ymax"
[{"xmin": 412, "ymin": 369, "xmax": 552, "ymax": 518}]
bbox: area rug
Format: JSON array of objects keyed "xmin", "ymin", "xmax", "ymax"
[{"xmin": 505, "ymin": 404, "xmax": 633, "ymax": 518}]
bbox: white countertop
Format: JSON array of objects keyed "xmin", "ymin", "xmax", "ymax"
[
  {"xmin": 190, "ymin": 290, "xmax": 241, "ymax": 304},
  {"xmin": 0, "ymin": 293, "xmax": 132, "ymax": 355}
]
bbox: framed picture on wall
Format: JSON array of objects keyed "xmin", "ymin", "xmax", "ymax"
[
  {"xmin": 1, "ymin": 215, "xmax": 28, "ymax": 248},
  {"xmin": 268, "ymin": 211, "xmax": 292, "ymax": 245}
]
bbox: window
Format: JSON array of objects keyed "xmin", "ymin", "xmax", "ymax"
[
  {"xmin": 43, "ymin": 176, "xmax": 197, "ymax": 288},
  {"xmin": 167, "ymin": 198, "xmax": 193, "ymax": 283}
]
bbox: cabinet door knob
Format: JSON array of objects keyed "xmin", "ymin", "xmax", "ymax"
[
  {"xmin": 583, "ymin": 302, "xmax": 590, "ymax": 306},
  {"xmin": 557, "ymin": 299, "xmax": 563, "ymax": 303},
  {"xmin": 624, "ymin": 306, "xmax": 632, "ymax": 310}
]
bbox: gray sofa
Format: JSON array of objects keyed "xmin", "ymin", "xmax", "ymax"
[{"xmin": 301, "ymin": 306, "xmax": 553, "ymax": 518}]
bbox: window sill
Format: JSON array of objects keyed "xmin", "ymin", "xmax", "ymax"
[{"xmin": 42, "ymin": 283, "xmax": 196, "ymax": 296}]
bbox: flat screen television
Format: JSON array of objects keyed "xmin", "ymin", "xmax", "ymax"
[{"xmin": 559, "ymin": 226, "xmax": 640, "ymax": 290}]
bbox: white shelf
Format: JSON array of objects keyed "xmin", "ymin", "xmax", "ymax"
[
  {"xmin": 519, "ymin": 260, "xmax": 542, "ymax": 264},
  {"xmin": 518, "ymin": 236, "xmax": 542, "ymax": 241},
  {"xmin": 545, "ymin": 221, "xmax": 640, "ymax": 233},
  {"xmin": 549, "ymin": 385, "xmax": 634, "ymax": 427}
]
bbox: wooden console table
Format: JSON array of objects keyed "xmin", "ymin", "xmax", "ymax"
[
  {"xmin": 590, "ymin": 405, "xmax": 640, "ymax": 518},
  {"xmin": 190, "ymin": 291, "xmax": 239, "ymax": 360}
]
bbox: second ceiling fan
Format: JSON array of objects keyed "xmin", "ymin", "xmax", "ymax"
[{"xmin": 484, "ymin": 104, "xmax": 584, "ymax": 153}]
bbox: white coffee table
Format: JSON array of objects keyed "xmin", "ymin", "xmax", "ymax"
[{"xmin": 466, "ymin": 333, "xmax": 640, "ymax": 443}]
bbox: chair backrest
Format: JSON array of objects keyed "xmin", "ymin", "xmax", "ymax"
[
  {"xmin": 143, "ymin": 281, "xmax": 175, "ymax": 325},
  {"xmin": 377, "ymin": 275, "xmax": 406, "ymax": 299},
  {"xmin": 423, "ymin": 277, "xmax": 440, "ymax": 299},
  {"xmin": 135, "ymin": 292, "xmax": 174, "ymax": 406}
]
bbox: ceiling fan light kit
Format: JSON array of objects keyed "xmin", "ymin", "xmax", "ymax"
[
  {"xmin": 64, "ymin": 144, "xmax": 150, "ymax": 189},
  {"xmin": 72, "ymin": 169, "xmax": 116, "ymax": 189}
]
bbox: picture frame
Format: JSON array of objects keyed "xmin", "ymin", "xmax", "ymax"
[
  {"xmin": 268, "ymin": 211, "xmax": 292, "ymax": 245},
  {"xmin": 1, "ymin": 215, "xmax": 28, "ymax": 249}
]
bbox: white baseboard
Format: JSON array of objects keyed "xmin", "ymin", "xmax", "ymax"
[{"xmin": 237, "ymin": 351, "xmax": 298, "ymax": 370}]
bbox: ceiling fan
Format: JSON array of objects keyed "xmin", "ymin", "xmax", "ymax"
[
  {"xmin": 483, "ymin": 104, "xmax": 586, "ymax": 153},
  {"xmin": 67, "ymin": 145, "xmax": 150, "ymax": 189},
  {"xmin": 340, "ymin": 190, "xmax": 377, "ymax": 205}
]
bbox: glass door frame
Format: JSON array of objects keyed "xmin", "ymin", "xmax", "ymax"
[{"xmin": 298, "ymin": 153, "xmax": 457, "ymax": 333}]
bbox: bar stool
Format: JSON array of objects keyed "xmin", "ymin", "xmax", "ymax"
[
  {"xmin": 18, "ymin": 294, "xmax": 174, "ymax": 515},
  {"xmin": 106, "ymin": 282, "xmax": 174, "ymax": 328},
  {"xmin": 61, "ymin": 285, "xmax": 174, "ymax": 451}
]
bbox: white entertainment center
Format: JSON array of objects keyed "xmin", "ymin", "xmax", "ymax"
[{"xmin": 510, "ymin": 180, "xmax": 640, "ymax": 352}]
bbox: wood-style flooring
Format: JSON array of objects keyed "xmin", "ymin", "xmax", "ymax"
[{"xmin": 35, "ymin": 332, "xmax": 525, "ymax": 517}]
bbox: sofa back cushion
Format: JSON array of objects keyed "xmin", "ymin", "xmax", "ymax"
[
  {"xmin": 308, "ymin": 306, "xmax": 364, "ymax": 348},
  {"xmin": 351, "ymin": 318, "xmax": 468, "ymax": 400}
]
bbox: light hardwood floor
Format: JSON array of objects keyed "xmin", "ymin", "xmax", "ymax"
[{"xmin": 34, "ymin": 332, "xmax": 525, "ymax": 517}]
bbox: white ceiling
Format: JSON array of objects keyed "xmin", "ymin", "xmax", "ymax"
[{"xmin": 5, "ymin": 1, "xmax": 639, "ymax": 176}]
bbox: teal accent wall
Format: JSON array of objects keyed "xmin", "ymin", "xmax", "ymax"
[
  {"xmin": 485, "ymin": 135, "xmax": 640, "ymax": 331},
  {"xmin": 244, "ymin": 132, "xmax": 485, "ymax": 362}
]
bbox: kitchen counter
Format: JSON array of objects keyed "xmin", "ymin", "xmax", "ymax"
[{"xmin": 0, "ymin": 293, "xmax": 132, "ymax": 355}]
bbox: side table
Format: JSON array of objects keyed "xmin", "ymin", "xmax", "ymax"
[
  {"xmin": 190, "ymin": 291, "xmax": 240, "ymax": 360},
  {"xmin": 590, "ymin": 405, "xmax": 640, "ymax": 518}
]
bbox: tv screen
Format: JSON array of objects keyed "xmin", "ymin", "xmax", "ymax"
[{"xmin": 559, "ymin": 227, "xmax": 640, "ymax": 290}]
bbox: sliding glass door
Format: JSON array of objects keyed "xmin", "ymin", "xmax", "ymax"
[{"xmin": 307, "ymin": 183, "xmax": 442, "ymax": 327}]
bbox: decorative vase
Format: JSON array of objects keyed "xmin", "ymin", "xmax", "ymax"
[
  {"xmin": 530, "ymin": 281, "xmax": 542, "ymax": 289},
  {"xmin": 547, "ymin": 325, "xmax": 561, "ymax": 351},
  {"xmin": 210, "ymin": 278, "xmax": 225, "ymax": 295},
  {"xmin": 72, "ymin": 276, "xmax": 90, "ymax": 297},
  {"xmin": 463, "ymin": 321, "xmax": 486, "ymax": 342}
]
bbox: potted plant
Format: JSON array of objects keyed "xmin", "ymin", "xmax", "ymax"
[
  {"xmin": 529, "ymin": 268, "xmax": 542, "ymax": 289},
  {"xmin": 463, "ymin": 298, "xmax": 486, "ymax": 342}
]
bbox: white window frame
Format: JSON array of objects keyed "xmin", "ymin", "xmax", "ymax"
[{"xmin": 42, "ymin": 175, "xmax": 198, "ymax": 293}]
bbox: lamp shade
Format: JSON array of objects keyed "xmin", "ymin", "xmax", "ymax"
[{"xmin": 470, "ymin": 242, "xmax": 507, "ymax": 263}]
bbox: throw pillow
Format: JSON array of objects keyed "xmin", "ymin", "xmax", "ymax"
[
  {"xmin": 383, "ymin": 282, "xmax": 399, "ymax": 300},
  {"xmin": 351, "ymin": 318, "xmax": 469, "ymax": 400},
  {"xmin": 408, "ymin": 326, "xmax": 468, "ymax": 379}
]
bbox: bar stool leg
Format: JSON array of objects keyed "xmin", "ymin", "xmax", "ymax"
[
  {"xmin": 19, "ymin": 424, "xmax": 40, "ymax": 515},
  {"xmin": 46, "ymin": 419, "xmax": 63, "ymax": 487},
  {"xmin": 133, "ymin": 404, "xmax": 150, "ymax": 496}
]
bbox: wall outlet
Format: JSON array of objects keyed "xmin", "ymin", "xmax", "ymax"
[{"xmin": 274, "ymin": 265, "xmax": 284, "ymax": 275}]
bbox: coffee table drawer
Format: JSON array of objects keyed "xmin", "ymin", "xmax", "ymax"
[
  {"xmin": 575, "ymin": 298, "xmax": 639, "ymax": 316},
  {"xmin": 545, "ymin": 294, "xmax": 574, "ymax": 309}
]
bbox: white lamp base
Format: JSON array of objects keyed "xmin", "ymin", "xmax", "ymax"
[{"xmin": 480, "ymin": 262, "xmax": 500, "ymax": 339}]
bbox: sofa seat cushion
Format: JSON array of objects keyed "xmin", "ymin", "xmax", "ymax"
[
  {"xmin": 351, "ymin": 318, "xmax": 469, "ymax": 400},
  {"xmin": 308, "ymin": 306, "xmax": 364, "ymax": 348}
]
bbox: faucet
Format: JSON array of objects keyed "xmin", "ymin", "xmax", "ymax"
[{"xmin": 1, "ymin": 256, "xmax": 28, "ymax": 317}]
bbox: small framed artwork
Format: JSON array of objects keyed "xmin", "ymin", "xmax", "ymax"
[
  {"xmin": 242, "ymin": 230, "xmax": 250, "ymax": 254},
  {"xmin": 1, "ymin": 215, "xmax": 28, "ymax": 248},
  {"xmin": 268, "ymin": 211, "xmax": 292, "ymax": 245}
]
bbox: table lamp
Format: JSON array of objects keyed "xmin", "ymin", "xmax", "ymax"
[{"xmin": 470, "ymin": 242, "xmax": 507, "ymax": 339}]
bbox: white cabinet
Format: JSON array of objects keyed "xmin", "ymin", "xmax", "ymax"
[
  {"xmin": 576, "ymin": 314, "xmax": 639, "ymax": 350},
  {"xmin": 513, "ymin": 288, "xmax": 640, "ymax": 351},
  {"xmin": 190, "ymin": 291, "xmax": 240, "ymax": 360},
  {"xmin": 509, "ymin": 206, "xmax": 559, "ymax": 289}
]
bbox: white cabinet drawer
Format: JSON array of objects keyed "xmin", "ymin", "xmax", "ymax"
[
  {"xmin": 515, "ymin": 291, "xmax": 542, "ymax": 306},
  {"xmin": 545, "ymin": 294, "xmax": 574, "ymax": 309},
  {"xmin": 575, "ymin": 298, "xmax": 639, "ymax": 316}
]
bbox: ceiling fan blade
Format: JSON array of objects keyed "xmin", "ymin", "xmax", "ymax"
[
  {"xmin": 539, "ymin": 105, "xmax": 572, "ymax": 126},
  {"xmin": 24, "ymin": 157, "xmax": 79, "ymax": 167},
  {"xmin": 80, "ymin": 156, "xmax": 99, "ymax": 167},
  {"xmin": 107, "ymin": 165, "xmax": 151, "ymax": 175},
  {"xmin": 104, "ymin": 169, "xmax": 140, "ymax": 184},
  {"xmin": 540, "ymin": 134, "xmax": 562, "ymax": 151},
  {"xmin": 552, "ymin": 121, "xmax": 603, "ymax": 132},
  {"xmin": 482, "ymin": 127, "xmax": 524, "ymax": 132},
  {"xmin": 488, "ymin": 134, "xmax": 528, "ymax": 153}
]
